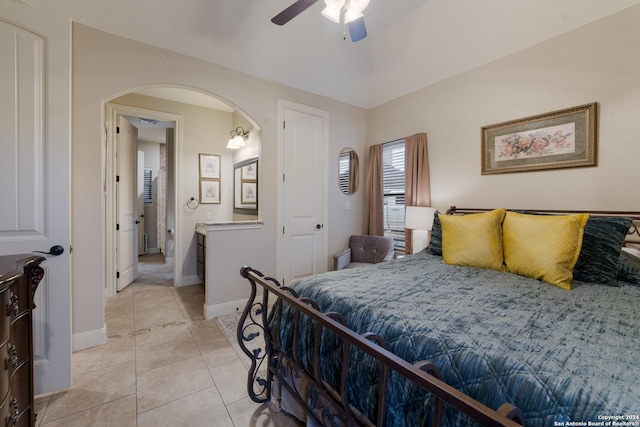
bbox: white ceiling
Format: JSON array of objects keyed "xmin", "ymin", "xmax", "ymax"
[{"xmin": 29, "ymin": 0, "xmax": 640, "ymax": 108}]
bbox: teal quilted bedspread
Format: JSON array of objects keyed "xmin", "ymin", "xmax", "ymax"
[{"xmin": 276, "ymin": 251, "xmax": 640, "ymax": 426}]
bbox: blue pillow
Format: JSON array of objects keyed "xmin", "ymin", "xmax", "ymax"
[
  {"xmin": 573, "ymin": 217, "xmax": 632, "ymax": 284},
  {"xmin": 425, "ymin": 210, "xmax": 442, "ymax": 256},
  {"xmin": 617, "ymin": 250, "xmax": 640, "ymax": 286}
]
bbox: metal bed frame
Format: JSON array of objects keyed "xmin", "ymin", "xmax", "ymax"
[
  {"xmin": 237, "ymin": 267, "xmax": 524, "ymax": 427},
  {"xmin": 237, "ymin": 208, "xmax": 640, "ymax": 427}
]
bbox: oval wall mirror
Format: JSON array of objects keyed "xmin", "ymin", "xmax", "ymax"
[{"xmin": 338, "ymin": 148, "xmax": 359, "ymax": 195}]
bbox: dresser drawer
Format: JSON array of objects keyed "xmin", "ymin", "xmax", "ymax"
[
  {"xmin": 8, "ymin": 316, "xmax": 29, "ymax": 374},
  {"xmin": 0, "ymin": 397, "xmax": 30, "ymax": 427},
  {"xmin": 9, "ymin": 363, "xmax": 31, "ymax": 418},
  {"xmin": 2, "ymin": 402, "xmax": 31, "ymax": 427},
  {"xmin": 0, "ymin": 289, "xmax": 10, "ymax": 345},
  {"xmin": 6, "ymin": 282, "xmax": 29, "ymax": 322},
  {"xmin": 0, "ymin": 342, "xmax": 8, "ymax": 402},
  {"xmin": 0, "ymin": 394, "xmax": 9, "ymax": 427}
]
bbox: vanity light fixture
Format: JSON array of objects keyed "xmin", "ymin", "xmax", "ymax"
[{"xmin": 226, "ymin": 126, "xmax": 249, "ymax": 149}]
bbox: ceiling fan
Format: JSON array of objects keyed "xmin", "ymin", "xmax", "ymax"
[{"xmin": 271, "ymin": 0, "xmax": 369, "ymax": 42}]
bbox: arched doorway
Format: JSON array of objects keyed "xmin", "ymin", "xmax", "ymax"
[{"xmin": 103, "ymin": 85, "xmax": 261, "ymax": 303}]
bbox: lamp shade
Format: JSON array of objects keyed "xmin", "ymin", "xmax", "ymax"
[
  {"xmin": 405, "ymin": 206, "xmax": 437, "ymax": 231},
  {"xmin": 232, "ymin": 134, "xmax": 246, "ymax": 147}
]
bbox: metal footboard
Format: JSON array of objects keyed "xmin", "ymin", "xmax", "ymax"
[{"xmin": 237, "ymin": 266, "xmax": 525, "ymax": 427}]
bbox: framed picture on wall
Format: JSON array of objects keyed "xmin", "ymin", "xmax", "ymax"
[
  {"xmin": 481, "ymin": 102, "xmax": 597, "ymax": 174},
  {"xmin": 241, "ymin": 181, "xmax": 257, "ymax": 204},
  {"xmin": 241, "ymin": 162, "xmax": 257, "ymax": 180},
  {"xmin": 199, "ymin": 153, "xmax": 221, "ymax": 179},
  {"xmin": 200, "ymin": 179, "xmax": 220, "ymax": 204}
]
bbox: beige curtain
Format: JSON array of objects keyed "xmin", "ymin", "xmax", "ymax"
[
  {"xmin": 404, "ymin": 133, "xmax": 431, "ymax": 254},
  {"xmin": 364, "ymin": 144, "xmax": 384, "ymax": 236}
]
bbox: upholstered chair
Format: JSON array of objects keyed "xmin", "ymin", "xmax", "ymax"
[{"xmin": 333, "ymin": 235, "xmax": 396, "ymax": 270}]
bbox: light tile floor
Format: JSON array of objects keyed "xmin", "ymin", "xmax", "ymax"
[{"xmin": 35, "ymin": 254, "xmax": 302, "ymax": 426}]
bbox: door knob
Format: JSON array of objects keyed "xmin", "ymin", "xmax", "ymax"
[
  {"xmin": 315, "ymin": 224, "xmax": 323, "ymax": 230},
  {"xmin": 135, "ymin": 220, "xmax": 141, "ymax": 224},
  {"xmin": 33, "ymin": 245, "xmax": 65, "ymax": 256}
]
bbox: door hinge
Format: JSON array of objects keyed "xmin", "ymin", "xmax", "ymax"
[
  {"xmin": 116, "ymin": 223, "xmax": 120, "ymax": 231},
  {"xmin": 116, "ymin": 271, "xmax": 120, "ymax": 279},
  {"xmin": 116, "ymin": 175, "xmax": 120, "ymax": 182},
  {"xmin": 283, "ymin": 226, "xmax": 285, "ymax": 234},
  {"xmin": 283, "ymin": 121, "xmax": 285, "ymax": 129},
  {"xmin": 69, "ymin": 245, "xmax": 73, "ymax": 253},
  {"xmin": 116, "ymin": 126, "xmax": 120, "ymax": 134},
  {"xmin": 283, "ymin": 173, "xmax": 285, "ymax": 182}
]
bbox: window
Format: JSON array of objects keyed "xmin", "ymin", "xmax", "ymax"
[
  {"xmin": 382, "ymin": 139, "xmax": 405, "ymax": 251},
  {"xmin": 143, "ymin": 168, "xmax": 153, "ymax": 205}
]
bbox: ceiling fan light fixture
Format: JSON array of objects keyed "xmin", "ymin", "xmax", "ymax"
[
  {"xmin": 321, "ymin": 0, "xmax": 345, "ymax": 23},
  {"xmin": 343, "ymin": 8, "xmax": 363, "ymax": 23},
  {"xmin": 348, "ymin": 0, "xmax": 370, "ymax": 12}
]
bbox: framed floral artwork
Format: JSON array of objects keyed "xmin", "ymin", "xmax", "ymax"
[
  {"xmin": 481, "ymin": 102, "xmax": 597, "ymax": 174},
  {"xmin": 241, "ymin": 162, "xmax": 257, "ymax": 181},
  {"xmin": 241, "ymin": 182, "xmax": 257, "ymax": 204},
  {"xmin": 200, "ymin": 179, "xmax": 220, "ymax": 204},
  {"xmin": 199, "ymin": 153, "xmax": 221, "ymax": 179}
]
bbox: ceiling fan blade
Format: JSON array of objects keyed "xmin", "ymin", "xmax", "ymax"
[
  {"xmin": 348, "ymin": 16, "xmax": 367, "ymax": 42},
  {"xmin": 271, "ymin": 0, "xmax": 320, "ymax": 25}
]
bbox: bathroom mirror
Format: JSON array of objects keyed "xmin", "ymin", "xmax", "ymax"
[
  {"xmin": 338, "ymin": 148, "xmax": 359, "ymax": 195},
  {"xmin": 234, "ymin": 157, "xmax": 258, "ymax": 215}
]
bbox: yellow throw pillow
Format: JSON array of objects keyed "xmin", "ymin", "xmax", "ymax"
[
  {"xmin": 440, "ymin": 208, "xmax": 507, "ymax": 272},
  {"xmin": 503, "ymin": 212, "xmax": 589, "ymax": 290}
]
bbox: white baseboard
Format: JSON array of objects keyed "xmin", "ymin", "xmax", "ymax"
[
  {"xmin": 204, "ymin": 293, "xmax": 274, "ymax": 319},
  {"xmin": 205, "ymin": 298, "xmax": 252, "ymax": 320},
  {"xmin": 73, "ymin": 325, "xmax": 107, "ymax": 351},
  {"xmin": 181, "ymin": 274, "xmax": 201, "ymax": 287}
]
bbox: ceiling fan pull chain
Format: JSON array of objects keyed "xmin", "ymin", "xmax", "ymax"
[{"xmin": 343, "ymin": 23, "xmax": 347, "ymax": 40}]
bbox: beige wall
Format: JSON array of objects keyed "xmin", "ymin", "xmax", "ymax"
[
  {"xmin": 368, "ymin": 5, "xmax": 640, "ymax": 213},
  {"xmin": 72, "ymin": 24, "xmax": 368, "ymax": 340}
]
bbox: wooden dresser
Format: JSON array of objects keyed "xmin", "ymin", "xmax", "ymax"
[{"xmin": 0, "ymin": 255, "xmax": 45, "ymax": 427}]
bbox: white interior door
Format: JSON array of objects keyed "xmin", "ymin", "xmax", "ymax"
[
  {"xmin": 0, "ymin": 9, "xmax": 71, "ymax": 393},
  {"xmin": 137, "ymin": 150, "xmax": 146, "ymax": 255},
  {"xmin": 117, "ymin": 116, "xmax": 139, "ymax": 291},
  {"xmin": 282, "ymin": 106, "xmax": 326, "ymax": 284}
]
